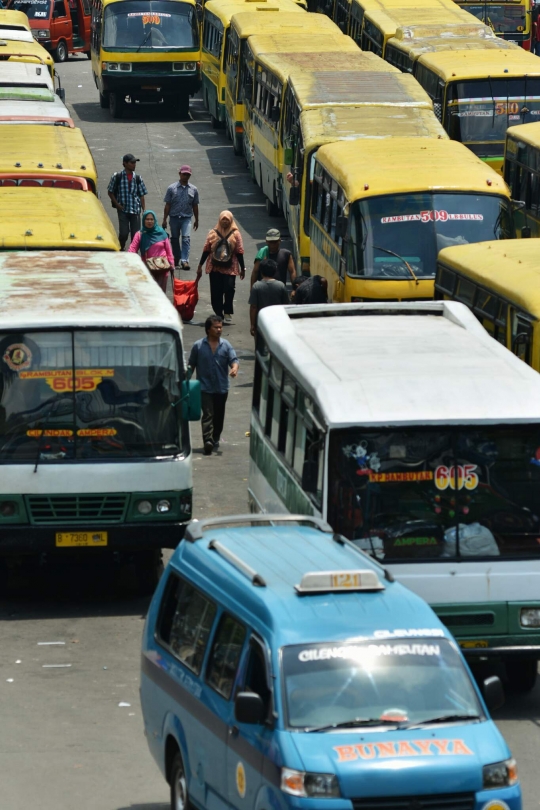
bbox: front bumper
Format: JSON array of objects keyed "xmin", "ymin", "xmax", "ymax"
[
  {"xmin": 0, "ymin": 521, "xmax": 185, "ymax": 554},
  {"xmin": 102, "ymin": 73, "xmax": 200, "ymax": 95}
]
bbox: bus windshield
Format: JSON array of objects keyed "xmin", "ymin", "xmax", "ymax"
[
  {"xmin": 103, "ymin": 0, "xmax": 199, "ymax": 50},
  {"xmin": 327, "ymin": 425, "xmax": 540, "ymax": 560},
  {"xmin": 0, "ymin": 329, "xmax": 183, "ymax": 462},
  {"xmin": 446, "ymin": 78, "xmax": 540, "ymax": 148},
  {"xmin": 462, "ymin": 3, "xmax": 528, "ymax": 35},
  {"xmin": 282, "ymin": 639, "xmax": 482, "ymax": 729},
  {"xmin": 8, "ymin": 0, "xmax": 51, "ymax": 20},
  {"xmin": 348, "ymin": 192, "xmax": 513, "ymax": 278}
]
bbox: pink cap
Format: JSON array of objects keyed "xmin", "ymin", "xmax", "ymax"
[{"xmin": 179, "ymin": 165, "xmax": 192, "ymax": 175}]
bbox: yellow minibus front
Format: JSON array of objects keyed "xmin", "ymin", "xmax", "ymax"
[
  {"xmin": 310, "ymin": 137, "xmax": 513, "ymax": 302},
  {"xmin": 0, "ymin": 187, "xmax": 119, "ymax": 250},
  {"xmin": 435, "ymin": 240, "xmax": 540, "ymax": 370},
  {"xmin": 282, "ymin": 73, "xmax": 444, "ymax": 276},
  {"xmin": 414, "ymin": 49, "xmax": 540, "ymax": 175},
  {"xmin": 91, "ymin": 0, "xmax": 201, "ymax": 119}
]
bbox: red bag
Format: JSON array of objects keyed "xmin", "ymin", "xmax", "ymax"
[{"xmin": 173, "ymin": 279, "xmax": 199, "ymax": 322}]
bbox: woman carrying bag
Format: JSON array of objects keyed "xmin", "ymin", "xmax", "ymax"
[
  {"xmin": 196, "ymin": 210, "xmax": 245, "ymax": 323},
  {"xmin": 128, "ymin": 210, "xmax": 174, "ymax": 293}
]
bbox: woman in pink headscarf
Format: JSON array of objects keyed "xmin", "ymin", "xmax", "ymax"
[{"xmin": 196, "ymin": 210, "xmax": 245, "ymax": 323}]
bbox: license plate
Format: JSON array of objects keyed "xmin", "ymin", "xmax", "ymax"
[
  {"xmin": 459, "ymin": 640, "xmax": 488, "ymax": 649},
  {"xmin": 56, "ymin": 531, "xmax": 108, "ymax": 547}
]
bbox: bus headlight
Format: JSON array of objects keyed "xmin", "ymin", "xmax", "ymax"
[
  {"xmin": 483, "ymin": 758, "xmax": 518, "ymax": 789},
  {"xmin": 105, "ymin": 62, "xmax": 119, "ymax": 71},
  {"xmin": 118, "ymin": 63, "xmax": 132, "ymax": 71},
  {"xmin": 183, "ymin": 61, "xmax": 197, "ymax": 71},
  {"xmin": 173, "ymin": 62, "xmax": 185, "ymax": 71},
  {"xmin": 137, "ymin": 500, "xmax": 152, "ymax": 515},
  {"xmin": 36, "ymin": 29, "xmax": 50, "ymax": 38},
  {"xmin": 0, "ymin": 501, "xmax": 17, "ymax": 517},
  {"xmin": 281, "ymin": 768, "xmax": 340, "ymax": 798},
  {"xmin": 520, "ymin": 608, "xmax": 540, "ymax": 627},
  {"xmin": 156, "ymin": 499, "xmax": 171, "ymax": 514}
]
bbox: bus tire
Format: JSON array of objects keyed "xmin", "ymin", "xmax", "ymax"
[
  {"xmin": 134, "ymin": 550, "xmax": 163, "ymax": 596},
  {"xmin": 211, "ymin": 114, "xmax": 221, "ymax": 129},
  {"xmin": 54, "ymin": 39, "xmax": 68, "ymax": 63},
  {"xmin": 99, "ymin": 90, "xmax": 109, "ymax": 109},
  {"xmin": 84, "ymin": 50, "xmax": 91, "ymax": 59},
  {"xmin": 506, "ymin": 658, "xmax": 538, "ymax": 692},
  {"xmin": 109, "ymin": 92, "xmax": 124, "ymax": 119},
  {"xmin": 266, "ymin": 197, "xmax": 280, "ymax": 217},
  {"xmin": 177, "ymin": 94, "xmax": 190, "ymax": 120},
  {"xmin": 169, "ymin": 750, "xmax": 190, "ymax": 810},
  {"xmin": 233, "ymin": 135, "xmax": 243, "ymax": 157}
]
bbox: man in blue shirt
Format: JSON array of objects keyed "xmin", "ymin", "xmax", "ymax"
[
  {"xmin": 188, "ymin": 315, "xmax": 239, "ymax": 455},
  {"xmin": 162, "ymin": 164, "xmax": 200, "ymax": 271}
]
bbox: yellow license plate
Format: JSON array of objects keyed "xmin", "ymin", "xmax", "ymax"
[
  {"xmin": 459, "ymin": 640, "xmax": 489, "ymax": 649},
  {"xmin": 56, "ymin": 531, "xmax": 108, "ymax": 547}
]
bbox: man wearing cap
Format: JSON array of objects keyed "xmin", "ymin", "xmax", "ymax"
[
  {"xmin": 107, "ymin": 154, "xmax": 148, "ymax": 250},
  {"xmin": 162, "ymin": 165, "xmax": 199, "ymax": 270},
  {"xmin": 250, "ymin": 228, "xmax": 297, "ymax": 288}
]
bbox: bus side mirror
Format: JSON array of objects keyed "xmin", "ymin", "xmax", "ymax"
[
  {"xmin": 270, "ymin": 105, "xmax": 280, "ymax": 123},
  {"xmin": 336, "ymin": 215, "xmax": 348, "ymax": 238},
  {"xmin": 235, "ymin": 692, "xmax": 265, "ymax": 724},
  {"xmin": 289, "ymin": 185, "xmax": 300, "ymax": 206},
  {"xmin": 521, "ymin": 225, "xmax": 531, "ymax": 238},
  {"xmin": 56, "ymin": 87, "xmax": 66, "ymax": 102},
  {"xmin": 181, "ymin": 379, "xmax": 201, "ymax": 421},
  {"xmin": 482, "ymin": 676, "xmax": 505, "ymax": 712},
  {"xmin": 511, "ymin": 199, "xmax": 526, "ymax": 211},
  {"xmin": 284, "ymin": 147, "xmax": 293, "ymax": 166}
]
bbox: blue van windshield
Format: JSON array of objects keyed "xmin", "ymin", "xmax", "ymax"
[{"xmin": 282, "ymin": 639, "xmax": 483, "ymax": 730}]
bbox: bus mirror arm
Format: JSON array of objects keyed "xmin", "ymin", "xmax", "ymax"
[
  {"xmin": 482, "ymin": 675, "xmax": 505, "ymax": 711},
  {"xmin": 511, "ymin": 199, "xmax": 526, "ymax": 211}
]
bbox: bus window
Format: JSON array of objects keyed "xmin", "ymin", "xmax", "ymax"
[{"xmin": 512, "ymin": 312, "xmax": 533, "ymax": 363}]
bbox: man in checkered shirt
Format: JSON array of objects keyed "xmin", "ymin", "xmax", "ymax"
[{"xmin": 107, "ymin": 153, "xmax": 148, "ymax": 250}]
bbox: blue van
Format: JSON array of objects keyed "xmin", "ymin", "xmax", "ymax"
[{"xmin": 140, "ymin": 515, "xmax": 520, "ymax": 810}]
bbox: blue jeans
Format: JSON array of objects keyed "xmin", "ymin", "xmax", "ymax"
[{"xmin": 170, "ymin": 216, "xmax": 192, "ymax": 265}]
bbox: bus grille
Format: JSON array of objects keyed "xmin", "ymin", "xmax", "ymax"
[
  {"xmin": 27, "ymin": 494, "xmax": 128, "ymax": 525},
  {"xmin": 131, "ymin": 62, "xmax": 173, "ymax": 73},
  {"xmin": 352, "ymin": 793, "xmax": 475, "ymax": 810},
  {"xmin": 439, "ymin": 613, "xmax": 495, "ymax": 627}
]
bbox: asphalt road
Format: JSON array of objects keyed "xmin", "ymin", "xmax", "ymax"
[{"xmin": 1, "ymin": 56, "xmax": 540, "ymax": 810}]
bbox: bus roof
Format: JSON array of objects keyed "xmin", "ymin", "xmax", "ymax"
[
  {"xmin": 438, "ymin": 240, "xmax": 540, "ymax": 319},
  {"xmin": 0, "ymin": 97, "xmax": 73, "ymax": 125},
  {"xmin": 300, "ymin": 106, "xmax": 447, "ymax": 151},
  {"xmin": 102, "ymin": 0, "xmax": 196, "ymax": 7},
  {"xmin": 506, "ymin": 121, "xmax": 540, "ymax": 147},
  {"xmin": 247, "ymin": 32, "xmax": 357, "ymax": 59},
  {"xmin": 388, "ymin": 33, "xmax": 517, "ymax": 61},
  {"xmin": 364, "ymin": 3, "xmax": 472, "ymax": 35},
  {"xmin": 257, "ymin": 302, "xmax": 540, "ymax": 427},
  {"xmin": 0, "ymin": 60, "xmax": 53, "ymax": 87},
  {"xmin": 315, "ymin": 137, "xmax": 507, "ymax": 200},
  {"xmin": 231, "ymin": 9, "xmax": 322, "ymax": 37},
  {"xmin": 0, "ymin": 125, "xmax": 96, "ymax": 182},
  {"xmin": 204, "ymin": 0, "xmax": 302, "ymax": 24},
  {"xmin": 257, "ymin": 51, "xmax": 396, "ymax": 85},
  {"xmin": 0, "ymin": 188, "xmax": 119, "ymax": 251},
  {"xmin": 0, "ymin": 9, "xmax": 31, "ymax": 31},
  {"xmin": 353, "ymin": 0, "xmax": 459, "ymax": 11},
  {"xmin": 0, "ymin": 28, "xmax": 35, "ymax": 42},
  {"xmin": 0, "ymin": 251, "xmax": 182, "ymax": 332},
  {"xmin": 392, "ymin": 21, "xmax": 493, "ymax": 40},
  {"xmin": 417, "ymin": 48, "xmax": 540, "ymax": 79},
  {"xmin": 0, "ymin": 38, "xmax": 54, "ymax": 69},
  {"xmin": 290, "ymin": 69, "xmax": 434, "ymax": 110}
]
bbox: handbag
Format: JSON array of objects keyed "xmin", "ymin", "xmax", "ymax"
[
  {"xmin": 173, "ymin": 279, "xmax": 199, "ymax": 322},
  {"xmin": 146, "ymin": 256, "xmax": 171, "ymax": 272}
]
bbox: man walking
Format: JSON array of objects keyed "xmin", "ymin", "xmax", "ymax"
[
  {"xmin": 107, "ymin": 154, "xmax": 148, "ymax": 250},
  {"xmin": 250, "ymin": 228, "xmax": 297, "ymax": 288},
  {"xmin": 249, "ymin": 259, "xmax": 289, "ymax": 337},
  {"xmin": 188, "ymin": 315, "xmax": 239, "ymax": 455},
  {"xmin": 163, "ymin": 165, "xmax": 199, "ymax": 271}
]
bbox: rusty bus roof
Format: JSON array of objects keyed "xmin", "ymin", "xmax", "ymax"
[
  {"xmin": 388, "ymin": 33, "xmax": 517, "ymax": 62},
  {"xmin": 0, "ymin": 251, "xmax": 183, "ymax": 332},
  {"xmin": 253, "ymin": 49, "xmax": 385, "ymax": 84},
  {"xmin": 204, "ymin": 0, "xmax": 302, "ymax": 25},
  {"xmin": 300, "ymin": 105, "xmax": 447, "ymax": 152},
  {"xmin": 417, "ymin": 47, "xmax": 540, "ymax": 79},
  {"xmin": 246, "ymin": 32, "xmax": 358, "ymax": 62},
  {"xmin": 230, "ymin": 10, "xmax": 317, "ymax": 38},
  {"xmin": 289, "ymin": 69, "xmax": 432, "ymax": 110}
]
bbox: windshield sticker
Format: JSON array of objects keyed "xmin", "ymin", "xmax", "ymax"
[
  {"xmin": 393, "ymin": 536, "xmax": 438, "ymax": 547},
  {"xmin": 435, "ymin": 464, "xmax": 479, "ymax": 491},
  {"xmin": 20, "ymin": 369, "xmax": 114, "ymax": 392},
  {"xmin": 298, "ymin": 644, "xmax": 441, "ymax": 663},
  {"xmin": 368, "ymin": 471, "xmax": 433, "ymax": 483},
  {"xmin": 381, "ymin": 211, "xmax": 484, "ymax": 224},
  {"xmin": 343, "ymin": 442, "xmax": 381, "ymax": 476},
  {"xmin": 495, "ymin": 101, "xmax": 521, "ymax": 115},
  {"xmin": 3, "ymin": 343, "xmax": 33, "ymax": 372},
  {"xmin": 27, "ymin": 429, "xmax": 73, "ymax": 437},
  {"xmin": 128, "ymin": 11, "xmax": 171, "ymax": 19},
  {"xmin": 455, "ymin": 111, "xmax": 493, "ymax": 118},
  {"xmin": 333, "ymin": 739, "xmax": 474, "ymax": 762},
  {"xmin": 374, "ymin": 628, "xmax": 445, "ymax": 639},
  {"xmin": 77, "ymin": 429, "xmax": 117, "ymax": 437}
]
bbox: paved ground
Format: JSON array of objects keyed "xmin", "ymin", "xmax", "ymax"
[{"xmin": 1, "ymin": 56, "xmax": 540, "ymax": 810}]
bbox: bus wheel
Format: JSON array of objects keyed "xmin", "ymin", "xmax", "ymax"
[
  {"xmin": 54, "ymin": 39, "xmax": 68, "ymax": 62},
  {"xmin": 210, "ymin": 114, "xmax": 219, "ymax": 129},
  {"xmin": 233, "ymin": 135, "xmax": 243, "ymax": 157},
  {"xmin": 170, "ymin": 751, "xmax": 190, "ymax": 810},
  {"xmin": 506, "ymin": 658, "xmax": 538, "ymax": 692},
  {"xmin": 134, "ymin": 550, "xmax": 163, "ymax": 596},
  {"xmin": 84, "ymin": 50, "xmax": 91, "ymax": 59},
  {"xmin": 99, "ymin": 90, "xmax": 109, "ymax": 109},
  {"xmin": 109, "ymin": 92, "xmax": 124, "ymax": 119},
  {"xmin": 266, "ymin": 197, "xmax": 280, "ymax": 217},
  {"xmin": 177, "ymin": 94, "xmax": 190, "ymax": 120}
]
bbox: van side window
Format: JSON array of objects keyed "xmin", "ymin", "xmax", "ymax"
[
  {"xmin": 243, "ymin": 638, "xmax": 272, "ymax": 718},
  {"xmin": 206, "ymin": 614, "xmax": 246, "ymax": 700},
  {"xmin": 157, "ymin": 574, "xmax": 217, "ymax": 676},
  {"xmin": 54, "ymin": 0, "xmax": 67, "ymax": 17}
]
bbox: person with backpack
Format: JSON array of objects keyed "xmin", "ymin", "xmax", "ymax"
[
  {"xmin": 196, "ymin": 210, "xmax": 245, "ymax": 323},
  {"xmin": 107, "ymin": 154, "xmax": 148, "ymax": 250}
]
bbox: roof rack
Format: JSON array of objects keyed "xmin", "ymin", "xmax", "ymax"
[
  {"xmin": 184, "ymin": 513, "xmax": 333, "ymax": 542},
  {"xmin": 208, "ymin": 539, "xmax": 267, "ymax": 587}
]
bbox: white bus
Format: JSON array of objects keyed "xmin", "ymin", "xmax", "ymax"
[
  {"xmin": 249, "ymin": 300, "xmax": 540, "ymax": 691},
  {"xmin": 0, "ymin": 251, "xmax": 200, "ymax": 592}
]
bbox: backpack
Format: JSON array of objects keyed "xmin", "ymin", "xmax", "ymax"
[
  {"xmin": 110, "ymin": 171, "xmax": 142, "ymax": 208},
  {"xmin": 211, "ymin": 229, "xmax": 236, "ymax": 267}
]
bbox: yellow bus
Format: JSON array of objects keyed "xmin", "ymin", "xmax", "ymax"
[
  {"xmin": 90, "ymin": 0, "xmax": 201, "ymax": 119},
  {"xmin": 414, "ymin": 49, "xmax": 540, "ymax": 175},
  {"xmin": 309, "ymin": 137, "xmax": 513, "ymax": 302},
  {"xmin": 225, "ymin": 9, "xmax": 320, "ymax": 154},
  {"xmin": 0, "ymin": 38, "xmax": 55, "ymax": 78},
  {"xmin": 201, "ymin": 0, "xmax": 303, "ymax": 131},
  {"xmin": 435, "ymin": 240, "xmax": 540, "ymax": 368},
  {"xmin": 0, "ymin": 187, "xmax": 119, "ymax": 249},
  {"xmin": 504, "ymin": 122, "xmax": 540, "ymax": 237},
  {"xmin": 0, "ymin": 124, "xmax": 98, "ymax": 192},
  {"xmin": 281, "ymin": 70, "xmax": 442, "ymax": 275},
  {"xmin": 454, "ymin": 0, "xmax": 533, "ymax": 50},
  {"xmin": 347, "ymin": 0, "xmax": 433, "ymax": 46}
]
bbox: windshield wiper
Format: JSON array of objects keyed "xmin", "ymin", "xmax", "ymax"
[
  {"xmin": 136, "ymin": 28, "xmax": 152, "ymax": 51},
  {"xmin": 406, "ymin": 713, "xmax": 481, "ymax": 729},
  {"xmin": 307, "ymin": 718, "xmax": 408, "ymax": 733},
  {"xmin": 372, "ymin": 245, "xmax": 419, "ymax": 285}
]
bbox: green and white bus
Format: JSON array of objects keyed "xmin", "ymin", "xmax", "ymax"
[
  {"xmin": 249, "ymin": 300, "xmax": 540, "ymax": 691},
  {"xmin": 0, "ymin": 251, "xmax": 200, "ymax": 592}
]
